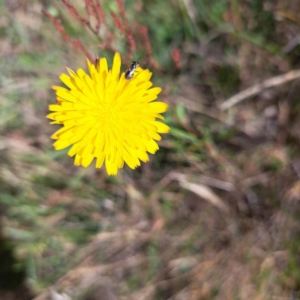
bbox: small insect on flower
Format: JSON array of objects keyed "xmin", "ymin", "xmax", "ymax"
[{"xmin": 125, "ymin": 58, "xmax": 140, "ymax": 80}]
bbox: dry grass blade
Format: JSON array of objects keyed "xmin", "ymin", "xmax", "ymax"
[
  {"xmin": 220, "ymin": 69, "xmax": 300, "ymax": 110},
  {"xmin": 197, "ymin": 175, "xmax": 235, "ymax": 191},
  {"xmin": 174, "ymin": 173, "xmax": 230, "ymax": 213},
  {"xmin": 172, "ymin": 95, "xmax": 224, "ymax": 122},
  {"xmin": 33, "ymin": 255, "xmax": 146, "ymax": 300}
]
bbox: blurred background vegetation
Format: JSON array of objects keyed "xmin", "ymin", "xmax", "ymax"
[{"xmin": 1, "ymin": 0, "xmax": 300, "ymax": 299}]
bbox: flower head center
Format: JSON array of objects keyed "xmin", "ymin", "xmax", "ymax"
[{"xmin": 101, "ymin": 102, "xmax": 120, "ymax": 126}]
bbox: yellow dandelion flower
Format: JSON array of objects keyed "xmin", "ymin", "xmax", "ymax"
[{"xmin": 47, "ymin": 52, "xmax": 170, "ymax": 175}]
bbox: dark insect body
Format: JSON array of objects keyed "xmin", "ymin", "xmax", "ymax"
[{"xmin": 125, "ymin": 60, "xmax": 140, "ymax": 80}]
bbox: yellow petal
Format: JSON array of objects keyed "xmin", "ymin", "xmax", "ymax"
[
  {"xmin": 137, "ymin": 81, "xmax": 153, "ymax": 90},
  {"xmin": 146, "ymin": 139, "xmax": 159, "ymax": 154},
  {"xmin": 148, "ymin": 102, "xmax": 169, "ymax": 113},
  {"xmin": 51, "ymin": 126, "xmax": 74, "ymax": 139},
  {"xmin": 66, "ymin": 67, "xmax": 76, "ymax": 77},
  {"xmin": 136, "ymin": 69, "xmax": 152, "ymax": 81},
  {"xmin": 96, "ymin": 152, "xmax": 105, "ymax": 168},
  {"xmin": 49, "ymin": 104, "xmax": 63, "ymax": 111},
  {"xmin": 105, "ymin": 157, "xmax": 118, "ymax": 175},
  {"xmin": 82, "ymin": 154, "xmax": 94, "ymax": 168},
  {"xmin": 99, "ymin": 57, "xmax": 108, "ymax": 81},
  {"xmin": 53, "ymin": 140, "xmax": 71, "ymax": 150},
  {"xmin": 59, "ymin": 73, "xmax": 76, "ymax": 89},
  {"xmin": 147, "ymin": 87, "xmax": 162, "ymax": 95},
  {"xmin": 87, "ymin": 59, "xmax": 96, "ymax": 79},
  {"xmin": 112, "ymin": 52, "xmax": 121, "ymax": 81},
  {"xmin": 141, "ymin": 94, "xmax": 158, "ymax": 103},
  {"xmin": 68, "ymin": 142, "xmax": 81, "ymax": 157},
  {"xmin": 151, "ymin": 121, "xmax": 170, "ymax": 133},
  {"xmin": 56, "ymin": 89, "xmax": 77, "ymax": 103}
]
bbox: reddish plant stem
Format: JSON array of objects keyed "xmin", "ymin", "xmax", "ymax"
[
  {"xmin": 113, "ymin": 0, "xmax": 137, "ymax": 59},
  {"xmin": 43, "ymin": 0, "xmax": 155, "ymax": 69},
  {"xmin": 111, "ymin": 12, "xmax": 125, "ymax": 34},
  {"xmin": 92, "ymin": 0, "xmax": 104, "ymax": 32},
  {"xmin": 116, "ymin": 0, "xmax": 126, "ymax": 20},
  {"xmin": 171, "ymin": 48, "xmax": 181, "ymax": 71},
  {"xmin": 60, "ymin": 0, "xmax": 88, "ymax": 28},
  {"xmin": 42, "ymin": 9, "xmax": 93, "ymax": 61},
  {"xmin": 140, "ymin": 26, "xmax": 151, "ymax": 57},
  {"xmin": 84, "ymin": 0, "xmax": 104, "ymax": 33},
  {"xmin": 60, "ymin": 0, "xmax": 100, "ymax": 35}
]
